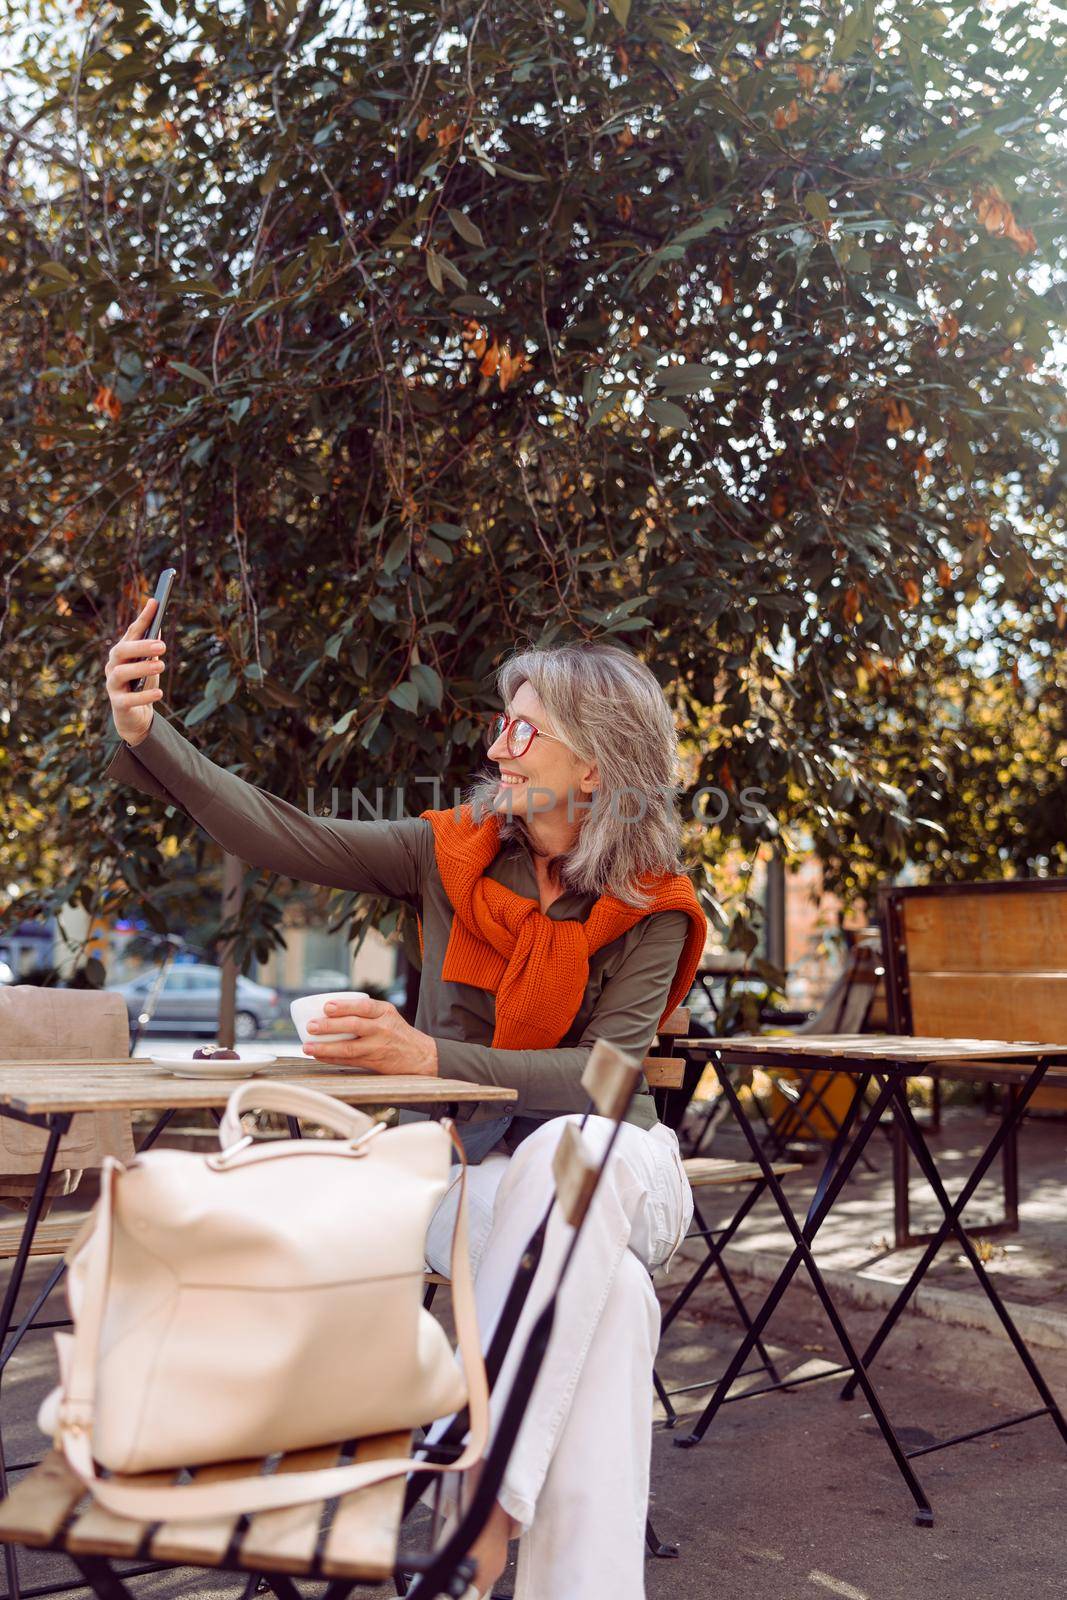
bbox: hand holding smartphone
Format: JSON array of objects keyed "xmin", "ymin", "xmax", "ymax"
[{"xmin": 105, "ymin": 569, "xmax": 176, "ymax": 747}]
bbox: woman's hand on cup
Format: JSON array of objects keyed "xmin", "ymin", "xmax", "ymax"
[
  {"xmin": 105, "ymin": 597, "xmax": 167, "ymax": 746},
  {"xmin": 301, "ymin": 996, "xmax": 439, "ymax": 1077}
]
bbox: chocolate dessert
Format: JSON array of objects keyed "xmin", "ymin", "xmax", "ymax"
[{"xmin": 191, "ymin": 1044, "xmax": 241, "ymax": 1060}]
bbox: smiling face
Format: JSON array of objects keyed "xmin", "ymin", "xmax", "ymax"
[{"xmin": 485, "ymin": 680, "xmax": 599, "ymax": 830}]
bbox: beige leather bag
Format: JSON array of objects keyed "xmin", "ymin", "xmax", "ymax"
[{"xmin": 38, "ymin": 1081, "xmax": 488, "ymax": 1520}]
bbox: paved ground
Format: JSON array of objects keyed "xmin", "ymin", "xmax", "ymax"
[
  {"xmin": 683, "ymin": 1096, "xmax": 1067, "ymax": 1318},
  {"xmin": 3, "ymin": 1245, "xmax": 1066, "ymax": 1600}
]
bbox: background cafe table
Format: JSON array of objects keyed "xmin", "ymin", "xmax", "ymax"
[
  {"xmin": 673, "ymin": 1032, "xmax": 1067, "ymax": 1526},
  {"xmin": 0, "ymin": 1058, "xmax": 518, "ymax": 1368}
]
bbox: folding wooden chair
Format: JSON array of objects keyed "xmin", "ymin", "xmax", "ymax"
[
  {"xmin": 0, "ymin": 1039, "xmax": 646, "ymax": 1600},
  {"xmin": 0, "ymin": 989, "xmax": 136, "ymax": 1600}
]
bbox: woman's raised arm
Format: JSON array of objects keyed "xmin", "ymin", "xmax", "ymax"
[{"xmin": 104, "ymin": 598, "xmax": 427, "ymax": 902}]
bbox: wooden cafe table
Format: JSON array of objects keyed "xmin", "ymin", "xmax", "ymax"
[
  {"xmin": 671, "ymin": 1032, "xmax": 1067, "ymax": 1526},
  {"xmin": 0, "ymin": 1057, "xmax": 516, "ymax": 1374}
]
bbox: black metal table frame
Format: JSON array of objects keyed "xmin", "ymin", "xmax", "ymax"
[{"xmin": 673, "ymin": 1045, "xmax": 1067, "ymax": 1527}]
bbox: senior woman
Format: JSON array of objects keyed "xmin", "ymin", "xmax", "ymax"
[{"xmin": 104, "ymin": 599, "xmax": 707, "ymax": 1600}]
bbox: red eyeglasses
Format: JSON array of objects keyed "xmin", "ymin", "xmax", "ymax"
[{"xmin": 485, "ymin": 712, "xmax": 567, "ymax": 759}]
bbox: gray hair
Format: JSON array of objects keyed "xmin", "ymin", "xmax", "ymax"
[{"xmin": 463, "ymin": 639, "xmax": 685, "ymax": 911}]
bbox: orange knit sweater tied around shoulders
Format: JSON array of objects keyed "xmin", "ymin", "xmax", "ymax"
[{"xmin": 414, "ymin": 804, "xmax": 708, "ymax": 1052}]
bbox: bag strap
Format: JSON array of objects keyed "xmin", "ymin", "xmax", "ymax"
[
  {"xmin": 217, "ymin": 1080, "xmax": 377, "ymax": 1148},
  {"xmin": 55, "ymin": 1118, "xmax": 489, "ymax": 1521}
]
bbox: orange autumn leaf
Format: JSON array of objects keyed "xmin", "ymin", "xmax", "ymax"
[
  {"xmin": 616, "ymin": 193, "xmax": 634, "ymax": 223},
  {"xmin": 937, "ymin": 561, "xmax": 953, "ymax": 586},
  {"xmin": 821, "ymin": 69, "xmax": 845, "ymax": 93},
  {"xmin": 719, "ymin": 265, "xmax": 735, "ymax": 307},
  {"xmin": 498, "ymin": 346, "xmax": 530, "ymax": 393},
  {"xmin": 615, "ymin": 45, "xmax": 631, "ymax": 73},
  {"xmin": 616, "ymin": 125, "xmax": 635, "ymax": 151},
  {"xmin": 461, "ymin": 319, "xmax": 488, "ymax": 359},
  {"xmin": 479, "ymin": 339, "xmax": 501, "ymax": 378},
  {"xmin": 92, "ymin": 385, "xmax": 121, "ymax": 421},
  {"xmin": 162, "ymin": 119, "xmax": 180, "ymax": 140},
  {"xmin": 842, "ymin": 588, "xmax": 861, "ymax": 625},
  {"xmin": 55, "ymin": 594, "xmax": 72, "ymax": 615},
  {"xmin": 416, "ymin": 115, "xmax": 431, "ymax": 140},
  {"xmin": 773, "ymin": 99, "xmax": 800, "ymax": 130},
  {"xmin": 885, "ymin": 398, "xmax": 913, "ymax": 434},
  {"xmin": 769, "ymin": 488, "xmax": 788, "ymax": 519},
  {"xmin": 903, "ymin": 578, "xmax": 921, "ymax": 606},
  {"xmin": 795, "ymin": 63, "xmax": 816, "ymax": 92},
  {"xmin": 935, "ymin": 311, "xmax": 959, "ymax": 345},
  {"xmin": 436, "ymin": 123, "xmax": 460, "ymax": 148},
  {"xmin": 1055, "ymin": 600, "xmax": 1066, "ymax": 630},
  {"xmin": 971, "ymin": 184, "xmax": 1036, "ymax": 256}
]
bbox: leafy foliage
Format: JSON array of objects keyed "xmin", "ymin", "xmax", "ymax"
[{"xmin": 1, "ymin": 0, "xmax": 1065, "ymax": 964}]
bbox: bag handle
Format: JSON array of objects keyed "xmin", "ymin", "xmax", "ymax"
[
  {"xmin": 217, "ymin": 1080, "xmax": 377, "ymax": 1149},
  {"xmin": 55, "ymin": 1101, "xmax": 489, "ymax": 1520}
]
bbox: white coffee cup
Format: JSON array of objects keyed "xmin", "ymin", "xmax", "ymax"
[{"xmin": 290, "ymin": 990, "xmax": 368, "ymax": 1045}]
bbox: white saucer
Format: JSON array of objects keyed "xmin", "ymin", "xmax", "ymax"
[{"xmin": 150, "ymin": 1052, "xmax": 276, "ymax": 1079}]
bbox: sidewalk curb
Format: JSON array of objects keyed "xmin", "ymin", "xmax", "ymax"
[{"xmin": 713, "ymin": 1240, "xmax": 1067, "ymax": 1353}]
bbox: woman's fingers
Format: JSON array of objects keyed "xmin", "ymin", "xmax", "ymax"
[{"xmin": 124, "ymin": 596, "xmax": 157, "ymax": 640}]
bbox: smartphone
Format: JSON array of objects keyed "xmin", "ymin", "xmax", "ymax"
[{"xmin": 130, "ymin": 567, "xmax": 176, "ymax": 693}]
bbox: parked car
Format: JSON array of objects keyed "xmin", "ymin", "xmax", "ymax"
[
  {"xmin": 108, "ymin": 964, "xmax": 282, "ymax": 1040},
  {"xmin": 302, "ymin": 968, "xmax": 357, "ymax": 991}
]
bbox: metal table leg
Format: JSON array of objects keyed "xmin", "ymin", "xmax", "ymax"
[
  {"xmin": 841, "ymin": 1058, "xmax": 1055, "ymax": 1401},
  {"xmin": 841, "ymin": 1068, "xmax": 1067, "ymax": 1458},
  {"xmin": 675, "ymin": 1056, "xmax": 934, "ymax": 1526}
]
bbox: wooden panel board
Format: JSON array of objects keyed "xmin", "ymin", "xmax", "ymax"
[
  {"xmin": 238, "ymin": 1445, "xmax": 342, "ymax": 1574},
  {"xmin": 658, "ymin": 1008, "xmax": 690, "ymax": 1036},
  {"xmin": 320, "ymin": 1433, "xmax": 410, "ymax": 1581},
  {"xmin": 902, "ymin": 891, "xmax": 1067, "ymax": 975},
  {"xmin": 0, "ymin": 1451, "xmax": 87, "ymax": 1547},
  {"xmin": 908, "ymin": 973, "xmax": 1067, "ymax": 1048}
]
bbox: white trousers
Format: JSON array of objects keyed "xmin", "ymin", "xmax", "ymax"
[{"xmin": 423, "ymin": 1114, "xmax": 694, "ymax": 1600}]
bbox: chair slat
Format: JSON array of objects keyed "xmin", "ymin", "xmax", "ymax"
[
  {"xmin": 66, "ymin": 1471, "xmax": 176, "ymax": 1558},
  {"xmin": 683, "ymin": 1157, "xmax": 803, "ymax": 1187},
  {"xmin": 657, "ymin": 1008, "xmax": 690, "ymax": 1036},
  {"xmin": 150, "ymin": 1457, "xmax": 264, "ymax": 1566},
  {"xmin": 0, "ymin": 1451, "xmax": 86, "ymax": 1547},
  {"xmin": 581, "ymin": 1039, "xmax": 641, "ymax": 1121},
  {"xmin": 238, "ymin": 1445, "xmax": 343, "ymax": 1574},
  {"xmin": 320, "ymin": 1433, "xmax": 411, "ymax": 1581},
  {"xmin": 642, "ymin": 1057, "xmax": 685, "ymax": 1090},
  {"xmin": 552, "ymin": 1123, "xmax": 599, "ymax": 1227},
  {"xmin": 0, "ymin": 1214, "xmax": 92, "ymax": 1261}
]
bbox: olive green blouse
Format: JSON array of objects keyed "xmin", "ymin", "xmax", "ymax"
[{"xmin": 104, "ymin": 712, "xmax": 693, "ymax": 1147}]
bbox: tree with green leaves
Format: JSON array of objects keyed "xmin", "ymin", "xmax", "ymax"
[{"xmin": 2, "ymin": 0, "xmax": 1065, "ymax": 972}]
